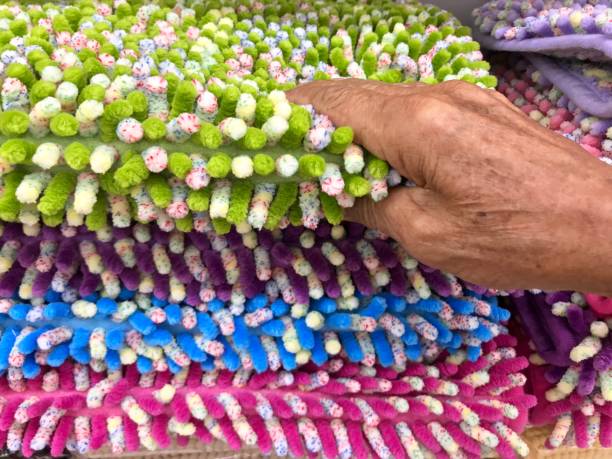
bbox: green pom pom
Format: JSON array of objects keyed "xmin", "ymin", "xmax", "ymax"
[
  {"xmin": 478, "ymin": 75, "xmax": 498, "ymax": 89},
  {"xmin": 207, "ymin": 84, "xmax": 223, "ymax": 99},
  {"xmin": 0, "ymin": 111, "xmax": 29, "ymax": 136},
  {"xmin": 455, "ymin": 25, "xmax": 471, "ymax": 37},
  {"xmin": 421, "ymin": 76, "xmax": 438, "ymax": 85},
  {"xmin": 103, "ymin": 99, "xmax": 133, "ymax": 124},
  {"xmin": 242, "ymin": 127, "xmax": 267, "ymax": 150},
  {"xmin": 298, "ymin": 154, "xmax": 326, "ymax": 178},
  {"xmin": 42, "ymin": 212, "xmax": 64, "ymax": 227},
  {"xmin": 330, "ymin": 35, "xmax": 344, "ymax": 49},
  {"xmin": 83, "ymin": 57, "xmax": 106, "ymax": 79},
  {"xmin": 116, "ymin": 3, "xmax": 132, "ymax": 18},
  {"xmin": 100, "ymin": 99, "xmax": 133, "ymax": 141},
  {"xmin": 378, "ymin": 69, "xmax": 402, "ymax": 83},
  {"xmin": 288, "ymin": 202, "xmax": 303, "ymax": 226},
  {"xmin": 265, "ymin": 182, "xmax": 298, "ymax": 230},
  {"xmin": 26, "ymin": 48, "xmax": 48, "ymax": 66},
  {"xmin": 216, "ymin": 85, "xmax": 241, "ymax": 121},
  {"xmin": 187, "ymin": 188, "xmax": 211, "ymax": 212},
  {"xmin": 211, "ymin": 218, "xmax": 231, "ymax": 234},
  {"xmin": 119, "ymin": 149, "xmax": 136, "ymax": 166},
  {"xmin": 101, "ymin": 43, "xmax": 119, "ymax": 60},
  {"xmin": 439, "ymin": 25, "xmax": 455, "ymax": 38},
  {"xmin": 226, "ymin": 181, "xmax": 254, "ymax": 224},
  {"xmin": 253, "ymin": 153, "xmax": 275, "ymax": 176},
  {"xmin": 422, "ymin": 31, "xmax": 443, "ymax": 55},
  {"xmin": 279, "ymin": 39, "xmax": 293, "ymax": 59},
  {"xmin": 64, "ymin": 142, "xmax": 91, "ymax": 171},
  {"xmin": 362, "ymin": 51, "xmax": 377, "ymax": 77},
  {"xmin": 34, "ymin": 59, "xmax": 56, "ymax": 74},
  {"xmin": 330, "ymin": 47, "xmax": 349, "ymax": 74},
  {"xmin": 0, "ymin": 171, "xmax": 25, "ymax": 221},
  {"xmin": 78, "ymin": 84, "xmax": 106, "ymax": 104},
  {"xmin": 344, "ymin": 174, "xmax": 371, "ymax": 197},
  {"xmin": 51, "ymin": 14, "xmax": 72, "ymax": 33},
  {"xmin": 127, "ymin": 91, "xmax": 148, "ymax": 121},
  {"xmin": 199, "ymin": 122, "xmax": 222, "ymax": 149},
  {"xmin": 394, "ymin": 30, "xmax": 410, "ymax": 45},
  {"xmin": 6, "ymin": 62, "xmax": 35, "ymax": 88},
  {"xmin": 100, "ymin": 171, "xmax": 129, "ymax": 196},
  {"xmin": 63, "ymin": 66, "xmax": 87, "ymax": 90},
  {"xmin": 146, "ymin": 175, "xmax": 172, "ymax": 207},
  {"xmin": 207, "ymin": 153, "xmax": 232, "ymax": 178},
  {"xmin": 320, "ymin": 193, "xmax": 343, "ymax": 225},
  {"xmin": 305, "ymin": 47, "xmax": 319, "ymax": 66},
  {"xmin": 0, "ymin": 139, "xmax": 35, "ymax": 164},
  {"xmin": 142, "ymin": 117, "xmax": 167, "ymax": 141},
  {"xmin": 280, "ymin": 105, "xmax": 311, "ymax": 148},
  {"xmin": 436, "ymin": 65, "xmax": 453, "ymax": 82},
  {"xmin": 0, "ymin": 31, "xmax": 13, "ymax": 46},
  {"xmin": 78, "ymin": 48, "xmax": 96, "ymax": 63},
  {"xmin": 168, "ymin": 152, "xmax": 192, "ymax": 179},
  {"xmin": 176, "ymin": 215, "xmax": 193, "ymax": 232},
  {"xmin": 366, "ymin": 157, "xmax": 389, "ymax": 180},
  {"xmin": 316, "ymin": 43, "xmax": 329, "ymax": 62},
  {"xmin": 37, "ymin": 172, "xmax": 77, "ymax": 216},
  {"xmin": 328, "ymin": 126, "xmax": 354, "ymax": 155},
  {"xmin": 255, "ymin": 97, "xmax": 274, "ymax": 126},
  {"xmin": 114, "ymin": 154, "xmax": 149, "ymax": 187},
  {"xmin": 86, "ymin": 191, "xmax": 108, "ymax": 230},
  {"xmin": 29, "ymin": 80, "xmax": 56, "ymax": 105},
  {"xmin": 408, "ymin": 37, "xmax": 422, "ymax": 61},
  {"xmin": 451, "ymin": 56, "xmax": 470, "ymax": 74},
  {"xmin": 49, "ymin": 113, "xmax": 79, "ymax": 137},
  {"xmin": 9, "ymin": 19, "xmax": 27, "ymax": 36},
  {"xmin": 170, "ymin": 80, "xmax": 198, "ymax": 119},
  {"xmin": 432, "ymin": 49, "xmax": 451, "ymax": 73}
]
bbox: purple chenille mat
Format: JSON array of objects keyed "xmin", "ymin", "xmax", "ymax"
[
  {"xmin": 473, "ymin": 0, "xmax": 612, "ymax": 61},
  {"xmin": 525, "ymin": 53, "xmax": 612, "ymax": 117}
]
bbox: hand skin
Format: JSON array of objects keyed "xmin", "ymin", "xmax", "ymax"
[{"xmin": 287, "ymin": 79, "xmax": 612, "ymax": 296}]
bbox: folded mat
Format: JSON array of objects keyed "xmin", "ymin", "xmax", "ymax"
[
  {"xmin": 493, "ymin": 54, "xmax": 611, "ymax": 160},
  {"xmin": 473, "ymin": 0, "xmax": 612, "ymax": 61},
  {"xmin": 525, "ymin": 54, "xmax": 612, "ymax": 119}
]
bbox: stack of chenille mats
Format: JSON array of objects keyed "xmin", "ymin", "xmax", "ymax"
[{"xmin": 0, "ymin": 0, "xmax": 606, "ymax": 458}]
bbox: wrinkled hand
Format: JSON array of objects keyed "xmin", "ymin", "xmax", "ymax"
[{"xmin": 288, "ymin": 79, "xmax": 612, "ymax": 295}]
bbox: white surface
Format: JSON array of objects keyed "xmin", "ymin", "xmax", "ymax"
[{"xmin": 427, "ymin": 0, "xmax": 487, "ymax": 27}]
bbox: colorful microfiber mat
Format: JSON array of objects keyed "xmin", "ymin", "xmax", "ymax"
[
  {"xmin": 511, "ymin": 295, "xmax": 612, "ymax": 450},
  {"xmin": 0, "ymin": 337, "xmax": 536, "ymax": 457},
  {"xmin": 0, "ymin": 221, "xmax": 511, "ymax": 376},
  {"xmin": 0, "ymin": 0, "xmax": 497, "ymax": 236},
  {"xmin": 493, "ymin": 53, "xmax": 611, "ymax": 159},
  {"xmin": 525, "ymin": 54, "xmax": 612, "ymax": 118},
  {"xmin": 0, "ymin": 0, "xmax": 531, "ymax": 456},
  {"xmin": 473, "ymin": 1, "xmax": 612, "ymax": 60},
  {"xmin": 493, "ymin": 53, "xmax": 612, "ymax": 451},
  {"xmin": 0, "ymin": 0, "xmax": 608, "ymax": 457}
]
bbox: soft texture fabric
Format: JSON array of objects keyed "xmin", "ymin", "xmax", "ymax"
[
  {"xmin": 473, "ymin": 0, "xmax": 612, "ymax": 60},
  {"xmin": 525, "ymin": 54, "xmax": 612, "ymax": 118}
]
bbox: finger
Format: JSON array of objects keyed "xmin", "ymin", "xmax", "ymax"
[
  {"xmin": 344, "ymin": 186, "xmax": 445, "ymax": 256},
  {"xmin": 286, "ymin": 79, "xmax": 421, "ymax": 162}
]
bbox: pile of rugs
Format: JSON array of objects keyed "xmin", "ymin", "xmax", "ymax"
[{"xmin": 0, "ymin": 0, "xmax": 607, "ymax": 457}]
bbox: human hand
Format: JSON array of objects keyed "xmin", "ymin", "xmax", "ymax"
[{"xmin": 287, "ymin": 79, "xmax": 612, "ymax": 295}]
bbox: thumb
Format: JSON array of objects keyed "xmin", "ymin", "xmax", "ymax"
[{"xmin": 344, "ymin": 186, "xmax": 444, "ymax": 252}]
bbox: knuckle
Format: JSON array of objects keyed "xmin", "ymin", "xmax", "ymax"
[
  {"xmin": 407, "ymin": 93, "xmax": 456, "ymax": 131},
  {"xmin": 440, "ymin": 79, "xmax": 479, "ymax": 96}
]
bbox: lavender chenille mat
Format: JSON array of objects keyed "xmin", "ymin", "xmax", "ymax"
[
  {"xmin": 526, "ymin": 54, "xmax": 612, "ymax": 117},
  {"xmin": 473, "ymin": 0, "xmax": 612, "ymax": 61}
]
